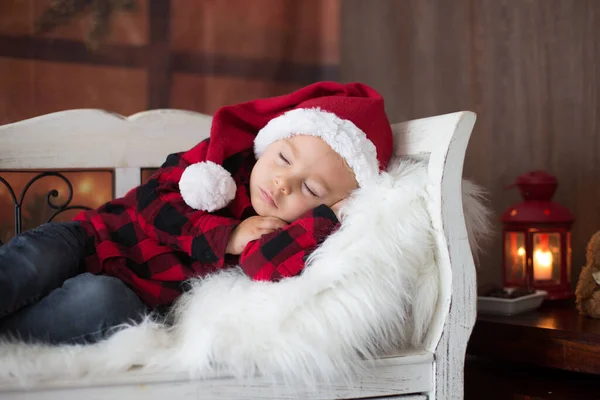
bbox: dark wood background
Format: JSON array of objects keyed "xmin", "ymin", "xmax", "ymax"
[{"xmin": 341, "ymin": 0, "xmax": 600, "ymax": 289}]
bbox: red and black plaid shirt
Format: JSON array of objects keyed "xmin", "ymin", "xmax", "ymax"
[{"xmin": 74, "ymin": 139, "xmax": 339, "ymax": 309}]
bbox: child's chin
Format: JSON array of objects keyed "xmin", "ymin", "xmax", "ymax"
[
  {"xmin": 252, "ymin": 203, "xmax": 273, "ymax": 218},
  {"xmin": 254, "ymin": 209, "xmax": 292, "ymax": 224},
  {"xmin": 249, "ymin": 198, "xmax": 266, "ymax": 215},
  {"xmin": 256, "ymin": 208, "xmax": 277, "ymax": 218}
]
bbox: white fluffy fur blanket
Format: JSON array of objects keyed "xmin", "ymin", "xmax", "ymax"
[{"xmin": 0, "ymin": 159, "xmax": 490, "ymax": 387}]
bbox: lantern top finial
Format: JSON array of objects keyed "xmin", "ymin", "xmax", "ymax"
[
  {"xmin": 502, "ymin": 170, "xmax": 574, "ymax": 224},
  {"xmin": 512, "ymin": 171, "xmax": 557, "ymax": 201}
]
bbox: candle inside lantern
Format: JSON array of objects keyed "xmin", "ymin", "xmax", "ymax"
[{"xmin": 533, "ymin": 249, "xmax": 553, "ymax": 280}]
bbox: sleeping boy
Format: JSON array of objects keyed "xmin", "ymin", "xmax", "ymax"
[{"xmin": 0, "ymin": 81, "xmax": 394, "ymax": 344}]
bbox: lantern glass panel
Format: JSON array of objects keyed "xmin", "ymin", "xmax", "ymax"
[
  {"xmin": 505, "ymin": 231, "xmax": 526, "ymax": 282},
  {"xmin": 532, "ymin": 232, "xmax": 561, "ymax": 283}
]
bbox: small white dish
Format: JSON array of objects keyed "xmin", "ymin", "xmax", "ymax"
[{"xmin": 477, "ymin": 288, "xmax": 548, "ymax": 316}]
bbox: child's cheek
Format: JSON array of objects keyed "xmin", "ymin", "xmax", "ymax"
[{"xmin": 286, "ymin": 197, "xmax": 302, "ymax": 221}]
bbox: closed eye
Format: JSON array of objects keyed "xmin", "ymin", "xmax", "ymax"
[
  {"xmin": 279, "ymin": 153, "xmax": 290, "ymax": 164},
  {"xmin": 304, "ymin": 183, "xmax": 318, "ymax": 197}
]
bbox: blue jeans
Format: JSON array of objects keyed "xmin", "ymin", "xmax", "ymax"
[{"xmin": 0, "ymin": 222, "xmax": 149, "ymax": 344}]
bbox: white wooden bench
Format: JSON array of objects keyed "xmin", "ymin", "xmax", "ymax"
[{"xmin": 0, "ymin": 109, "xmax": 477, "ymax": 400}]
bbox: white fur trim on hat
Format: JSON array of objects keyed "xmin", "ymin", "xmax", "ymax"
[
  {"xmin": 179, "ymin": 161, "xmax": 237, "ymax": 211},
  {"xmin": 254, "ymin": 108, "xmax": 379, "ymax": 187}
]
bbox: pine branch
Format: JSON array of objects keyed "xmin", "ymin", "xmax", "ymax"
[
  {"xmin": 34, "ymin": 0, "xmax": 93, "ymax": 35},
  {"xmin": 34, "ymin": 0, "xmax": 139, "ymax": 49}
]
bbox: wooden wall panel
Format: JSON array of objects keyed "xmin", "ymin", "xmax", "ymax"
[
  {"xmin": 341, "ymin": 0, "xmax": 472, "ymax": 121},
  {"xmin": 341, "ymin": 0, "xmax": 600, "ymax": 289},
  {"xmin": 0, "ymin": 0, "xmax": 33, "ymax": 35},
  {"xmin": 171, "ymin": 74, "xmax": 300, "ymax": 114},
  {"xmin": 0, "ymin": 58, "xmax": 147, "ymax": 124},
  {"xmin": 0, "ymin": 57, "xmax": 35, "ymax": 124},
  {"xmin": 170, "ymin": 0, "xmax": 339, "ymax": 64}
]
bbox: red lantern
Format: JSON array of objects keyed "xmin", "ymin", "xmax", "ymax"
[{"xmin": 501, "ymin": 171, "xmax": 574, "ymax": 300}]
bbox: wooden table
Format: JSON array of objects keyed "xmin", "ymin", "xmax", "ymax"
[
  {"xmin": 467, "ymin": 300, "xmax": 600, "ymax": 374},
  {"xmin": 464, "ymin": 356, "xmax": 599, "ymax": 400}
]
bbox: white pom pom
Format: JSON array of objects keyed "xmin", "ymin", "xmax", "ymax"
[{"xmin": 179, "ymin": 161, "xmax": 237, "ymax": 211}]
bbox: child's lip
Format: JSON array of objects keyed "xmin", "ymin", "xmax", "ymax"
[{"xmin": 260, "ymin": 188, "xmax": 277, "ymax": 208}]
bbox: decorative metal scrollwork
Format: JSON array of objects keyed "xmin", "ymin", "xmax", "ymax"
[{"xmin": 0, "ymin": 172, "xmax": 92, "ymax": 236}]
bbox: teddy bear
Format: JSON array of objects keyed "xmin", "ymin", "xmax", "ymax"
[{"xmin": 575, "ymin": 231, "xmax": 600, "ymax": 318}]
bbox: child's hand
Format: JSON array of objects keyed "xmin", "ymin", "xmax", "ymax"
[
  {"xmin": 330, "ymin": 198, "xmax": 348, "ymax": 221},
  {"xmin": 226, "ymin": 216, "xmax": 288, "ymax": 255}
]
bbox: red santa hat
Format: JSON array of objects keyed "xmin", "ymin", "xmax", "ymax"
[{"xmin": 179, "ymin": 81, "xmax": 394, "ymax": 211}]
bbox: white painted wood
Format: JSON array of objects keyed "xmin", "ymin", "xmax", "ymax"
[
  {"xmin": 0, "ymin": 109, "xmax": 211, "ymax": 169},
  {"xmin": 392, "ymin": 112, "xmax": 478, "ymax": 400},
  {"xmin": 0, "ymin": 350, "xmax": 433, "ymax": 393},
  {"xmin": 115, "ymin": 167, "xmax": 141, "ymax": 198},
  {"xmin": 431, "ymin": 113, "xmax": 477, "ymax": 400},
  {"xmin": 0, "ymin": 351, "xmax": 433, "ymax": 400},
  {"xmin": 0, "ymin": 109, "xmax": 477, "ymax": 400}
]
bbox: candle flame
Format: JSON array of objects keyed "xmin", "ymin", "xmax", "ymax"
[
  {"xmin": 517, "ymin": 247, "xmax": 526, "ymax": 256},
  {"xmin": 534, "ymin": 249, "xmax": 553, "ymax": 267}
]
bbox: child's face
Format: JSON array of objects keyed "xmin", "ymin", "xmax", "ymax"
[{"xmin": 250, "ymin": 135, "xmax": 358, "ymax": 223}]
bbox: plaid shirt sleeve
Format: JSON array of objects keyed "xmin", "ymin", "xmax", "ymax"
[
  {"xmin": 239, "ymin": 204, "xmax": 340, "ymax": 281},
  {"xmin": 135, "ymin": 139, "xmax": 240, "ymax": 267}
]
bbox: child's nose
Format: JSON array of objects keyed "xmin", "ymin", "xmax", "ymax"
[{"xmin": 274, "ymin": 176, "xmax": 291, "ymax": 194}]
